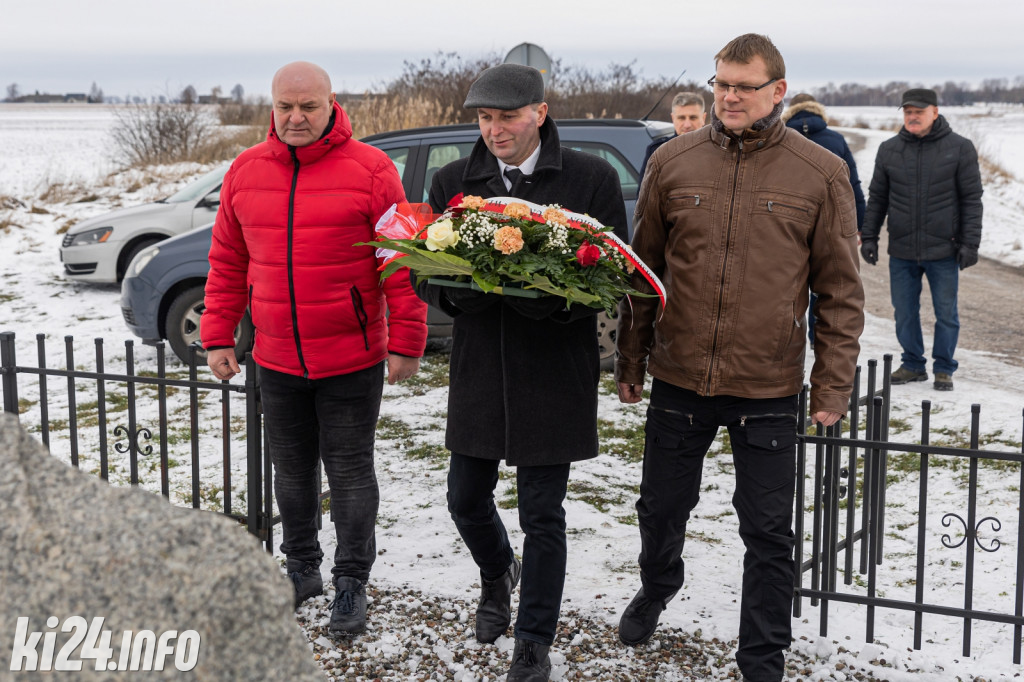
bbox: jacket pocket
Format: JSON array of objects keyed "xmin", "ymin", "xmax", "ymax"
[{"xmin": 350, "ymin": 286, "xmax": 370, "ymax": 351}]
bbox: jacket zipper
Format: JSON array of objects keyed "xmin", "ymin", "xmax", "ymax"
[
  {"xmin": 287, "ymin": 147, "xmax": 309, "ymax": 378},
  {"xmin": 669, "ymin": 194, "xmax": 701, "ymax": 206},
  {"xmin": 350, "ymin": 287, "xmax": 370, "ymax": 351},
  {"xmin": 705, "ymin": 138, "xmax": 743, "ymax": 393},
  {"xmin": 649, "ymin": 405, "xmax": 695, "ymax": 425},
  {"xmin": 767, "ymin": 200, "xmax": 808, "ymax": 214},
  {"xmin": 739, "ymin": 412, "xmax": 798, "ymax": 427}
]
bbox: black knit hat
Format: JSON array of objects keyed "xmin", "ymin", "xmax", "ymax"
[
  {"xmin": 464, "ymin": 64, "xmax": 545, "ymax": 110},
  {"xmin": 900, "ymin": 88, "xmax": 938, "ymax": 108}
]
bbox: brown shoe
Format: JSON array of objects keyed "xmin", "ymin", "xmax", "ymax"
[
  {"xmin": 934, "ymin": 373, "xmax": 954, "ymax": 391},
  {"xmin": 890, "ymin": 366, "xmax": 927, "ymax": 384}
]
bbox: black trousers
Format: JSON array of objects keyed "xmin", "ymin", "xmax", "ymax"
[
  {"xmin": 258, "ymin": 363, "xmax": 383, "ymax": 582},
  {"xmin": 637, "ymin": 379, "xmax": 798, "ymax": 682},
  {"xmin": 447, "ymin": 452, "xmax": 571, "ymax": 645}
]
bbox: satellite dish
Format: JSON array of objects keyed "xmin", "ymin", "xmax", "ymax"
[{"xmin": 504, "ymin": 43, "xmax": 552, "ymax": 87}]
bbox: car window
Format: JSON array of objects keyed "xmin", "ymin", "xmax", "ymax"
[
  {"xmin": 424, "ymin": 143, "xmax": 475, "ymax": 201},
  {"xmin": 564, "ymin": 142, "xmax": 640, "ymax": 201},
  {"xmin": 164, "ymin": 166, "xmax": 229, "ymax": 203},
  {"xmin": 383, "ymin": 147, "xmax": 411, "ymax": 183}
]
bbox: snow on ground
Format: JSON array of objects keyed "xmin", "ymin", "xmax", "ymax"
[{"xmin": 2, "ymin": 104, "xmax": 1023, "ymax": 680}]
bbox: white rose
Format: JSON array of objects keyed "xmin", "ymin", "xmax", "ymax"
[{"xmin": 425, "ymin": 219, "xmax": 460, "ymax": 251}]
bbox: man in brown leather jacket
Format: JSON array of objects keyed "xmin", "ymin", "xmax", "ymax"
[{"xmin": 614, "ymin": 34, "xmax": 864, "ymax": 682}]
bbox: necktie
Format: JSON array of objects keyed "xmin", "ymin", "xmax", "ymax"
[{"xmin": 503, "ymin": 167, "xmax": 526, "ymax": 197}]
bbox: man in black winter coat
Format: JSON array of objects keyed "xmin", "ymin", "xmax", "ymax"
[
  {"xmin": 782, "ymin": 93, "xmax": 866, "ymax": 345},
  {"xmin": 414, "ymin": 64, "xmax": 627, "ymax": 682},
  {"xmin": 860, "ymin": 88, "xmax": 984, "ymax": 391}
]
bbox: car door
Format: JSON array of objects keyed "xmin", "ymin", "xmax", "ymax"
[{"xmin": 561, "ymin": 140, "xmax": 641, "ymax": 240}]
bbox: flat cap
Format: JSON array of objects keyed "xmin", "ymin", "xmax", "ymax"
[
  {"xmin": 464, "ymin": 64, "xmax": 545, "ymax": 110},
  {"xmin": 900, "ymin": 88, "xmax": 938, "ymax": 108}
]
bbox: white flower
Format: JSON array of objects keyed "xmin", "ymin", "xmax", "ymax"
[{"xmin": 424, "ymin": 219, "xmax": 460, "ymax": 252}]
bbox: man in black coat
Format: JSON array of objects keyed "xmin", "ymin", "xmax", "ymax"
[
  {"xmin": 415, "ymin": 63, "xmax": 626, "ymax": 682},
  {"xmin": 782, "ymin": 93, "xmax": 866, "ymax": 346},
  {"xmin": 860, "ymin": 87, "xmax": 983, "ymax": 391}
]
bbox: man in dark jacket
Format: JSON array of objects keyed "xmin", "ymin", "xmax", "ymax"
[
  {"xmin": 415, "ymin": 63, "xmax": 626, "ymax": 682},
  {"xmin": 615, "ymin": 34, "xmax": 863, "ymax": 682},
  {"xmin": 860, "ymin": 87, "xmax": 983, "ymax": 391},
  {"xmin": 639, "ymin": 91, "xmax": 708, "ymax": 179},
  {"xmin": 783, "ymin": 93, "xmax": 866, "ymax": 344}
]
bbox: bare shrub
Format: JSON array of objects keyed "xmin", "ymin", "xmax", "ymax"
[
  {"xmin": 111, "ymin": 102, "xmax": 214, "ymax": 167},
  {"xmin": 190, "ymin": 126, "xmax": 265, "ymax": 164},
  {"xmin": 353, "ymin": 52, "xmax": 706, "ymax": 133},
  {"xmin": 382, "ymin": 52, "xmax": 503, "ymax": 125},
  {"xmin": 547, "ymin": 61, "xmax": 697, "ymax": 120},
  {"xmin": 346, "ymin": 95, "xmax": 454, "ymax": 138},
  {"xmin": 217, "ymin": 96, "xmax": 271, "ymax": 126}
]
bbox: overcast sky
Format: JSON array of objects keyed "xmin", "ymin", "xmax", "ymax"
[{"xmin": 3, "ymin": 0, "xmax": 1022, "ymax": 100}]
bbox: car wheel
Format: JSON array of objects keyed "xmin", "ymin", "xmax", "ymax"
[
  {"xmin": 118, "ymin": 237, "xmax": 163, "ymax": 283},
  {"xmin": 596, "ymin": 309, "xmax": 617, "ymax": 371},
  {"xmin": 166, "ymin": 285, "xmax": 254, "ymax": 366}
]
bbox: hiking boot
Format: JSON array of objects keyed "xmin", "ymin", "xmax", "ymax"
[
  {"xmin": 934, "ymin": 373, "xmax": 954, "ymax": 391},
  {"xmin": 890, "ymin": 366, "xmax": 928, "ymax": 384},
  {"xmin": 288, "ymin": 562, "xmax": 323, "ymax": 608},
  {"xmin": 328, "ymin": 576, "xmax": 367, "ymax": 635},
  {"xmin": 476, "ymin": 556, "xmax": 521, "ymax": 643},
  {"xmin": 507, "ymin": 639, "xmax": 551, "ymax": 682},
  {"xmin": 618, "ymin": 587, "xmax": 670, "ymax": 646}
]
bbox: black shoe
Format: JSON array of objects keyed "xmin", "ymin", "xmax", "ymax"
[
  {"xmin": 507, "ymin": 639, "xmax": 551, "ymax": 681},
  {"xmin": 890, "ymin": 366, "xmax": 928, "ymax": 384},
  {"xmin": 476, "ymin": 556, "xmax": 522, "ymax": 643},
  {"xmin": 328, "ymin": 576, "xmax": 367, "ymax": 635},
  {"xmin": 288, "ymin": 562, "xmax": 323, "ymax": 608},
  {"xmin": 618, "ymin": 587, "xmax": 669, "ymax": 646}
]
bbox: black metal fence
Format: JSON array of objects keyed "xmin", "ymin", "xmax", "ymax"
[
  {"xmin": 0, "ymin": 331, "xmax": 280, "ymax": 553},
  {"xmin": 796, "ymin": 355, "xmax": 1024, "ymax": 663},
  {"xmin": 4, "ymin": 330, "xmax": 1024, "ymax": 662}
]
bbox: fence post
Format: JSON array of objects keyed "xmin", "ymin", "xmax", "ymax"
[
  {"xmin": 245, "ymin": 355, "xmax": 264, "ymax": 544},
  {"xmin": 0, "ymin": 332, "xmax": 18, "ymax": 416}
]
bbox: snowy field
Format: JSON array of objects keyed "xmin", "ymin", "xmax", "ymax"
[{"xmin": 2, "ymin": 103, "xmax": 1024, "ymax": 681}]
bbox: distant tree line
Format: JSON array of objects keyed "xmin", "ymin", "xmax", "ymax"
[{"xmin": 808, "ymin": 78, "xmax": 1024, "ymax": 107}]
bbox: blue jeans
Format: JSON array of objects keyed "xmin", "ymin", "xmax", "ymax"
[
  {"xmin": 258, "ymin": 362, "xmax": 383, "ymax": 581},
  {"xmin": 888, "ymin": 256, "xmax": 960, "ymax": 376},
  {"xmin": 447, "ymin": 452, "xmax": 571, "ymax": 646},
  {"xmin": 637, "ymin": 380, "xmax": 798, "ymax": 682}
]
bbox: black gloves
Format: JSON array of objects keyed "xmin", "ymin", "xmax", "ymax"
[
  {"xmin": 860, "ymin": 240, "xmax": 878, "ymax": 265},
  {"xmin": 957, "ymin": 245, "xmax": 979, "ymax": 270},
  {"xmin": 505, "ymin": 295, "xmax": 567, "ymax": 320},
  {"xmin": 443, "ymin": 287, "xmax": 500, "ymax": 315}
]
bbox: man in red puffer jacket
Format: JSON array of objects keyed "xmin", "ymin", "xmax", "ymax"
[{"xmin": 202, "ymin": 61, "xmax": 427, "ymax": 636}]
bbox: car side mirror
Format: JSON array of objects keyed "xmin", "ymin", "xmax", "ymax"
[{"xmin": 198, "ymin": 192, "xmax": 221, "ymax": 209}]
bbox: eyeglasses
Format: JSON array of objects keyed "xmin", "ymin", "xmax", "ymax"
[{"xmin": 706, "ymin": 76, "xmax": 778, "ymax": 96}]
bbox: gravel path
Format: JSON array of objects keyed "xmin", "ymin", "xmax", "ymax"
[{"xmin": 293, "ymin": 583, "xmax": 915, "ymax": 681}]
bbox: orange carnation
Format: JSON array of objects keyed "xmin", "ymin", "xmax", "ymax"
[
  {"xmin": 493, "ymin": 226, "xmax": 525, "ymax": 255},
  {"xmin": 542, "ymin": 207, "xmax": 568, "ymax": 226},
  {"xmin": 502, "ymin": 202, "xmax": 531, "ymax": 219},
  {"xmin": 460, "ymin": 195, "xmax": 487, "ymax": 210}
]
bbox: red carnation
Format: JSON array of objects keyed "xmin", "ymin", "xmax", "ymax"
[
  {"xmin": 447, "ymin": 193, "xmax": 465, "ymax": 208},
  {"xmin": 576, "ymin": 241, "xmax": 602, "ymax": 267}
]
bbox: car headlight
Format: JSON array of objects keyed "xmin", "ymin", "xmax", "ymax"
[
  {"xmin": 68, "ymin": 227, "xmax": 113, "ymax": 246},
  {"xmin": 128, "ymin": 246, "xmax": 160, "ymax": 278}
]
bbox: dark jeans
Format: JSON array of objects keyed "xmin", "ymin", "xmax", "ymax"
[
  {"xmin": 447, "ymin": 452, "xmax": 571, "ymax": 646},
  {"xmin": 258, "ymin": 362, "xmax": 383, "ymax": 582},
  {"xmin": 637, "ymin": 379, "xmax": 798, "ymax": 682},
  {"xmin": 889, "ymin": 255, "xmax": 960, "ymax": 376}
]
